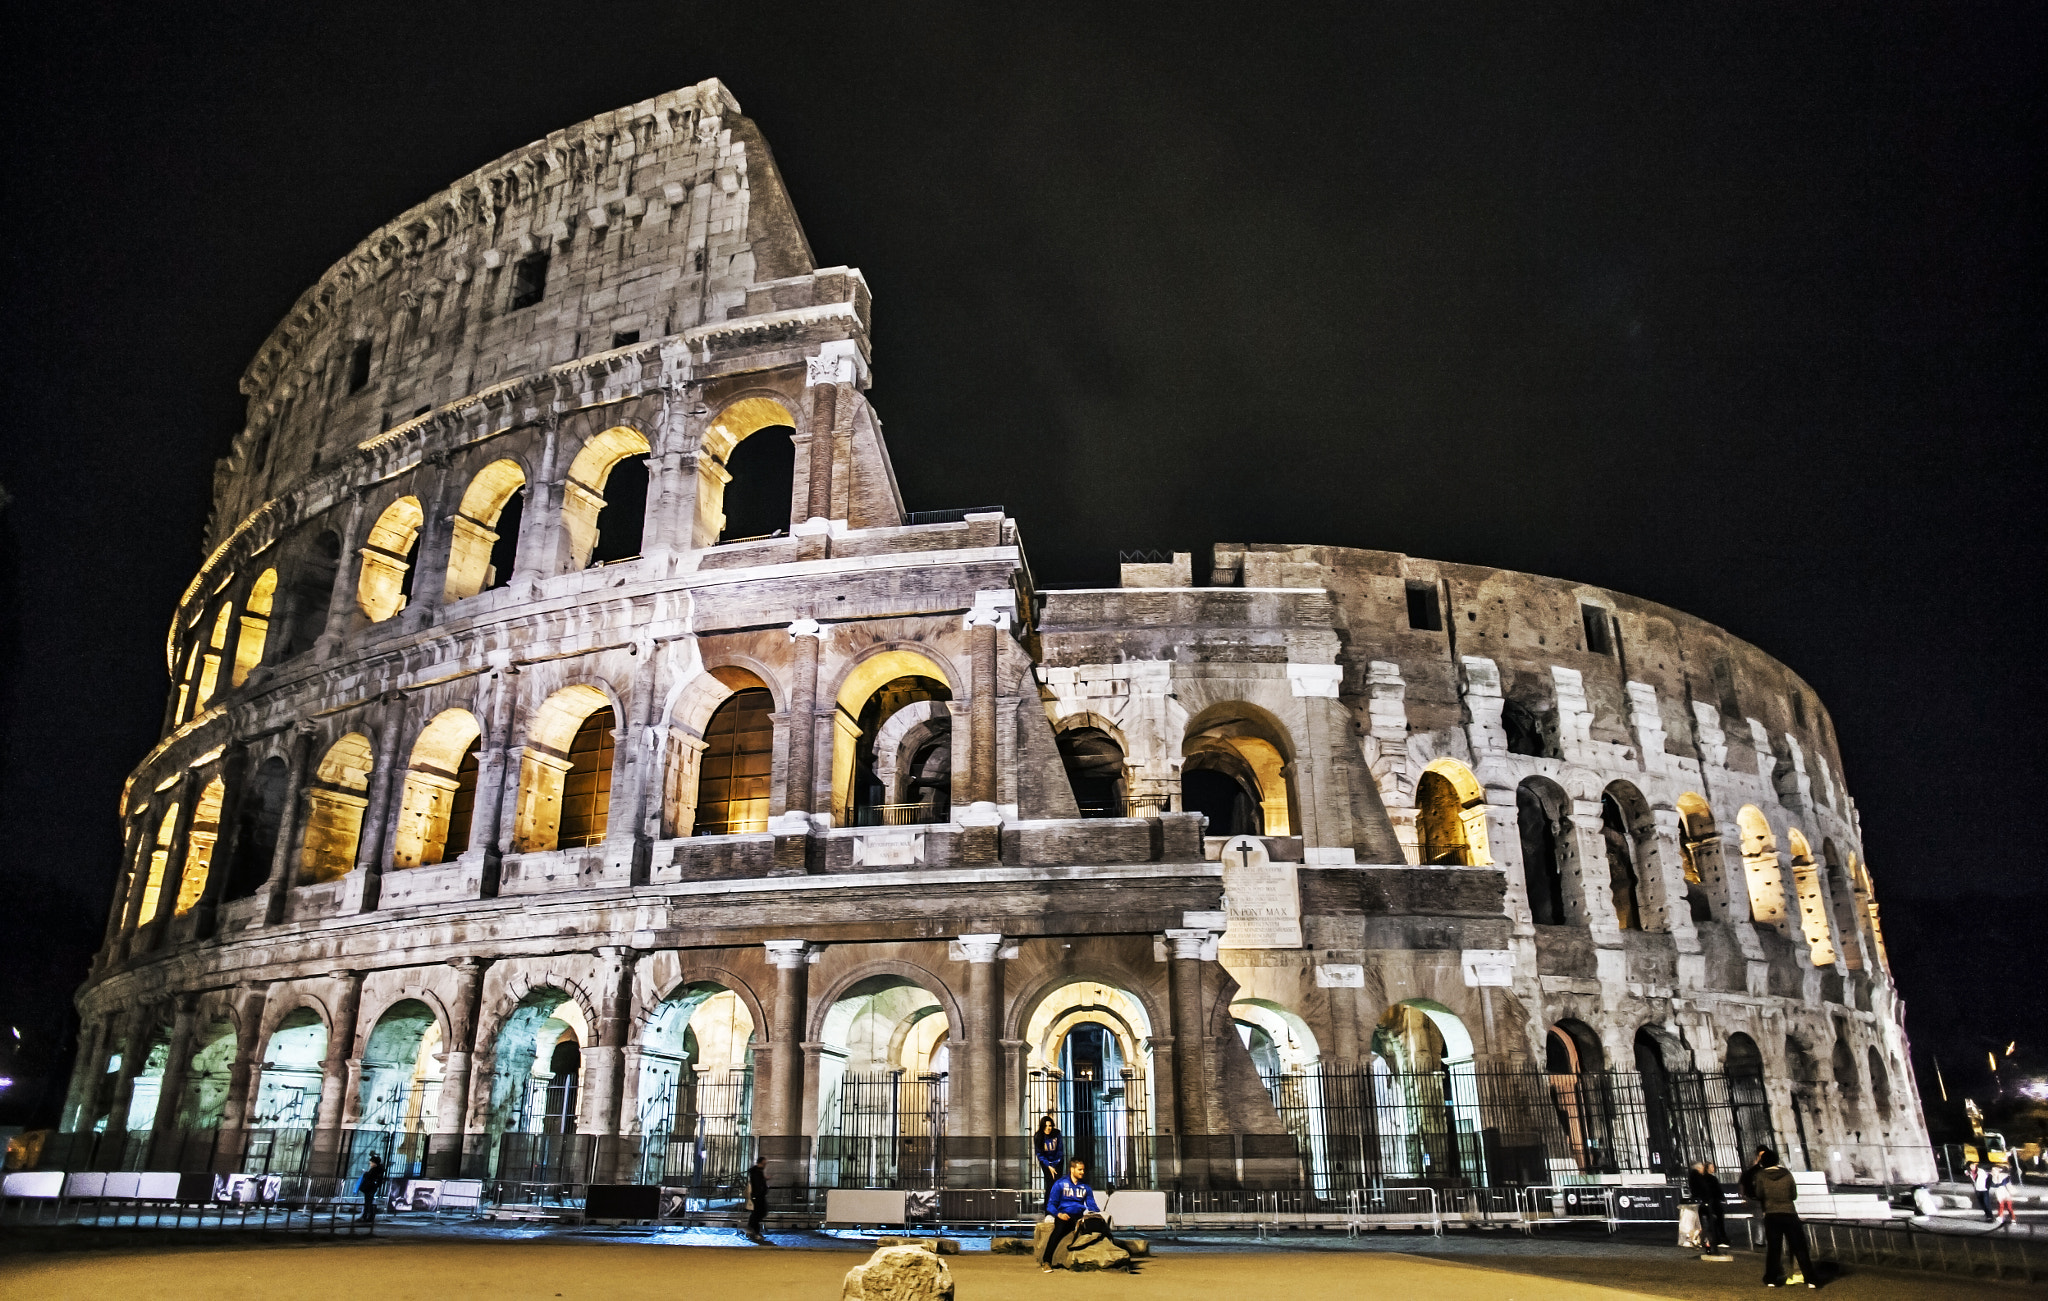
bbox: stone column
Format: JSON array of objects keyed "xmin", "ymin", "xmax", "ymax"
[
  {"xmin": 583, "ymin": 947, "xmax": 639, "ymax": 1180},
  {"xmin": 109, "ymin": 815, "xmax": 154, "ymax": 963},
  {"xmin": 214, "ymin": 981, "xmax": 270, "ymax": 1172},
  {"xmin": 314, "ymin": 491, "xmax": 369, "ymax": 660},
  {"xmin": 510, "ymin": 416, "xmax": 562, "ymax": 584},
  {"xmin": 802, "ymin": 379, "xmax": 837, "ymax": 525},
  {"xmin": 59, "ymin": 1016, "xmax": 109, "ymax": 1134},
  {"xmin": 147, "ymin": 993, "xmax": 202, "ymax": 1166},
  {"xmin": 431, "ymin": 957, "xmax": 490, "ymax": 1175},
  {"xmin": 139, "ymin": 773, "xmax": 202, "ymax": 954},
  {"xmin": 104, "ymin": 1009, "xmax": 159, "ymax": 1145},
  {"xmin": 962, "ymin": 594, "xmax": 1014, "ymax": 807},
  {"xmin": 762, "ymin": 940, "xmax": 813, "ymax": 1198},
  {"xmin": 779, "ymin": 622, "xmax": 823, "ymax": 821},
  {"xmin": 310, "ymin": 971, "xmax": 365, "ymax": 1182},
  {"xmin": 958, "ymin": 935, "xmax": 1004, "ymax": 1141},
  {"xmin": 264, "ymin": 723, "xmax": 320, "ymax": 925},
  {"xmin": 345, "ymin": 691, "xmax": 409, "ymax": 913},
  {"xmin": 608, "ymin": 646, "xmax": 662, "ymax": 886},
  {"xmin": 1164, "ymin": 929, "xmax": 1214, "ymax": 1138}
]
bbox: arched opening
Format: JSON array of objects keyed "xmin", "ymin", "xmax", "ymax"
[
  {"xmin": 1502, "ymin": 694, "xmax": 1555, "ymax": 758},
  {"xmin": 636, "ymin": 983, "xmax": 756, "ymax": 1186},
  {"xmin": 1418, "ymin": 760, "xmax": 1489, "ymax": 866},
  {"xmin": 668, "ymin": 669, "xmax": 775, "ymax": 837},
  {"xmin": 1821, "ymin": 841, "xmax": 1862, "ymax": 970},
  {"xmin": 227, "ymin": 756, "xmax": 288, "ymax": 899},
  {"xmin": 177, "ymin": 1019, "xmax": 238, "ymax": 1138},
  {"xmin": 1372, "ymin": 1000, "xmax": 1483, "ymax": 1182},
  {"xmin": 352, "ymin": 1000, "xmax": 444, "ymax": 1180},
  {"xmin": 487, "ymin": 988, "xmax": 589, "ymax": 1183},
  {"xmin": 1182, "ymin": 755, "xmax": 1266, "ymax": 836},
  {"xmin": 1183, "ymin": 703, "xmax": 1297, "ymax": 836},
  {"xmin": 1786, "ymin": 829, "xmax": 1835, "ymax": 966},
  {"xmin": 1866, "ymin": 1047, "xmax": 1892, "ymax": 1121},
  {"xmin": 280, "ymin": 531, "xmax": 341, "ymax": 659},
  {"xmin": 1633, "ymin": 1028, "xmax": 1683, "ymax": 1177},
  {"xmin": 173, "ymin": 777, "xmax": 225, "ymax": 915},
  {"xmin": 118, "ymin": 1030, "xmax": 172, "ymax": 1152},
  {"xmin": 254, "ymin": 1008, "xmax": 328, "ymax": 1130},
  {"xmin": 717, "ymin": 418, "xmax": 796, "ymax": 542},
  {"xmin": 137, "ymin": 804, "xmax": 180, "ymax": 928},
  {"xmin": 1831, "ymin": 1036, "xmax": 1860, "ymax": 1112},
  {"xmin": 563, "ymin": 427, "xmax": 652, "ymax": 568},
  {"xmin": 1784, "ymin": 1035, "xmax": 1822, "ymax": 1170},
  {"xmin": 1546, "ymin": 1020, "xmax": 1615, "ymax": 1173},
  {"xmin": 1056, "ymin": 725, "xmax": 1127, "ymax": 819},
  {"xmin": 829, "ymin": 650, "xmax": 954, "ymax": 827},
  {"xmin": 1234, "ymin": 999, "xmax": 1329, "ymax": 1193},
  {"xmin": 1736, "ymin": 807, "xmax": 1787, "ymax": 928},
  {"xmin": 1675, "ymin": 792, "xmax": 1717, "ymax": 923},
  {"xmin": 696, "ymin": 397, "xmax": 798, "ymax": 547},
  {"xmin": 1725, "ymin": 1032, "xmax": 1774, "ymax": 1162},
  {"xmin": 871, "ymin": 699, "xmax": 953, "ymax": 825},
  {"xmin": 232, "ymin": 569, "xmax": 275, "ymax": 687},
  {"xmin": 356, "ymin": 496, "xmax": 424, "ymax": 622},
  {"xmin": 391, "ymin": 710, "xmax": 484, "ymax": 868},
  {"xmin": 1600, "ymin": 783, "xmax": 1653, "ymax": 931},
  {"xmin": 1517, "ymin": 777, "xmax": 1571, "ymax": 925},
  {"xmin": 299, "ymin": 733, "xmax": 373, "ymax": 884},
  {"xmin": 513, "ymin": 685, "xmax": 614, "ymax": 853},
  {"xmin": 816, "ymin": 975, "xmax": 953, "ymax": 1189},
  {"xmin": 1023, "ymin": 978, "xmax": 1155, "ymax": 1190},
  {"xmin": 195, "ymin": 603, "xmax": 234, "ymax": 709},
  {"xmin": 443, "ymin": 459, "xmax": 527, "ymax": 601}
]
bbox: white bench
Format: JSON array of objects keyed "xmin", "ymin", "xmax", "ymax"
[
  {"xmin": 2, "ymin": 1172, "xmax": 64, "ymax": 1200},
  {"xmin": 1103, "ymin": 1190, "xmax": 1167, "ymax": 1228},
  {"xmin": 825, "ymin": 1188, "xmax": 907, "ymax": 1226}
]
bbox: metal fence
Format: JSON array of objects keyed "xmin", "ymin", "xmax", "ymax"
[
  {"xmin": 817, "ymin": 1071, "xmax": 949, "ymax": 1189},
  {"xmin": 1029, "ymin": 1068, "xmax": 1151, "ymax": 1191},
  {"xmin": 635, "ymin": 1068, "xmax": 754, "ymax": 1188}
]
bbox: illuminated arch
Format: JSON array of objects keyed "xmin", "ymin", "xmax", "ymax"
[
  {"xmin": 173, "ymin": 777, "xmax": 226, "ymax": 915},
  {"xmin": 232, "ymin": 569, "xmax": 275, "ymax": 687},
  {"xmin": 356, "ymin": 496, "xmax": 425, "ymax": 622},
  {"xmin": 562, "ymin": 427, "xmax": 652, "ymax": 569},
  {"xmin": 1785, "ymin": 828, "xmax": 1835, "ymax": 965},
  {"xmin": 1736, "ymin": 806, "xmax": 1787, "ymax": 927},
  {"xmin": 300, "ymin": 732, "xmax": 374, "ymax": 884},
  {"xmin": 444, "ymin": 459, "xmax": 529, "ymax": 600},
  {"xmin": 1182, "ymin": 701, "xmax": 1296, "ymax": 838},
  {"xmin": 137, "ymin": 802, "xmax": 180, "ymax": 927},
  {"xmin": 1417, "ymin": 758, "xmax": 1491, "ymax": 866},
  {"xmin": 514, "ymin": 684, "xmax": 617, "ymax": 852},
  {"xmin": 391, "ymin": 709, "xmax": 485, "ymax": 868},
  {"xmin": 695, "ymin": 396, "xmax": 798, "ymax": 547},
  {"xmin": 829, "ymin": 647, "xmax": 955, "ymax": 825}
]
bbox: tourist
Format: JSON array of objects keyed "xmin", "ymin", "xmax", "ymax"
[
  {"xmin": 356, "ymin": 1154, "xmax": 386, "ymax": 1226},
  {"xmin": 745, "ymin": 1154, "xmax": 770, "ymax": 1244},
  {"xmin": 1686, "ymin": 1160, "xmax": 1730, "ymax": 1254},
  {"xmin": 1035, "ymin": 1116, "xmax": 1065, "ymax": 1210},
  {"xmin": 1749, "ymin": 1149, "xmax": 1814, "ymax": 1288},
  {"xmin": 1990, "ymin": 1161, "xmax": 2015, "ymax": 1229},
  {"xmin": 1040, "ymin": 1159, "xmax": 1099, "ymax": 1273},
  {"xmin": 1970, "ymin": 1159, "xmax": 1994, "ymax": 1221}
]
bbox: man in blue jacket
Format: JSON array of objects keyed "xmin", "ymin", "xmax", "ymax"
[{"xmin": 1041, "ymin": 1159, "xmax": 1099, "ymax": 1272}]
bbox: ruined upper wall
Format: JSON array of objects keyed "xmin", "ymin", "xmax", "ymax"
[{"xmin": 211, "ymin": 78, "xmax": 818, "ymax": 545}]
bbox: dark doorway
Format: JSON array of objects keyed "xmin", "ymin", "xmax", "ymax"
[
  {"xmin": 589, "ymin": 455, "xmax": 650, "ymax": 564},
  {"xmin": 719, "ymin": 427, "xmax": 795, "ymax": 541}
]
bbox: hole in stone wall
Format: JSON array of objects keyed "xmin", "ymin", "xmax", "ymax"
[
  {"xmin": 718, "ymin": 426, "xmax": 795, "ymax": 542},
  {"xmin": 588, "ymin": 456, "xmax": 650, "ymax": 565},
  {"xmin": 1581, "ymin": 604, "xmax": 1613, "ymax": 655},
  {"xmin": 1405, "ymin": 582, "xmax": 1442, "ymax": 631},
  {"xmin": 611, "ymin": 330, "xmax": 640, "ymax": 348},
  {"xmin": 347, "ymin": 341, "xmax": 372, "ymax": 394},
  {"xmin": 510, "ymin": 252, "xmax": 550, "ymax": 310}
]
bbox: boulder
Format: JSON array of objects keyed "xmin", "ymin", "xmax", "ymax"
[
  {"xmin": 989, "ymin": 1236, "xmax": 1032, "ymax": 1254},
  {"xmin": 1030, "ymin": 1214, "xmax": 1132, "ymax": 1272},
  {"xmin": 875, "ymin": 1236, "xmax": 960, "ymax": 1255},
  {"xmin": 842, "ymin": 1245, "xmax": 955, "ymax": 1301}
]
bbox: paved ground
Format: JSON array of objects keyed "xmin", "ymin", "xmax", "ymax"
[{"xmin": 0, "ymin": 1230, "xmax": 2034, "ymax": 1300}]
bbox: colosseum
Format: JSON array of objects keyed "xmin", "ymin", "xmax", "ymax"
[{"xmin": 55, "ymin": 78, "xmax": 1932, "ymax": 1212}]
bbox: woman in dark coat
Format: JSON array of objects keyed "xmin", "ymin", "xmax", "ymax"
[{"xmin": 1035, "ymin": 1115, "xmax": 1065, "ymax": 1210}]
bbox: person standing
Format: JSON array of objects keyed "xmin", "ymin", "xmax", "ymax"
[
  {"xmin": 1970, "ymin": 1160, "xmax": 1995, "ymax": 1221},
  {"xmin": 1750, "ymin": 1149, "xmax": 1815, "ymax": 1288},
  {"xmin": 1034, "ymin": 1116, "xmax": 1065, "ymax": 1211},
  {"xmin": 1990, "ymin": 1161, "xmax": 2016, "ymax": 1228},
  {"xmin": 356, "ymin": 1153, "xmax": 387, "ymax": 1226},
  {"xmin": 745, "ymin": 1154, "xmax": 770, "ymax": 1244},
  {"xmin": 1687, "ymin": 1160, "xmax": 1730, "ymax": 1255},
  {"xmin": 1040, "ymin": 1159, "xmax": 1099, "ymax": 1273}
]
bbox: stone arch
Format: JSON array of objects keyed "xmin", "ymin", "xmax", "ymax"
[
  {"xmin": 812, "ymin": 964, "xmax": 961, "ymax": 1154},
  {"xmin": 444, "ymin": 457, "xmax": 530, "ymax": 600},
  {"xmin": 173, "ymin": 776, "xmax": 226, "ymax": 915},
  {"xmin": 1230, "ymin": 998, "xmax": 1321, "ymax": 1076},
  {"xmin": 1418, "ymin": 758, "xmax": 1490, "ymax": 866},
  {"xmin": 392, "ymin": 708, "xmax": 484, "ymax": 868},
  {"xmin": 1004, "ymin": 959, "xmax": 1170, "ymax": 1053},
  {"xmin": 178, "ymin": 1014, "xmax": 240, "ymax": 1133},
  {"xmin": 828, "ymin": 646, "xmax": 956, "ymax": 826},
  {"xmin": 355, "ymin": 996, "xmax": 449, "ymax": 1134},
  {"xmin": 1866, "ymin": 1046, "xmax": 1892, "ymax": 1120},
  {"xmin": 1517, "ymin": 775, "xmax": 1573, "ymax": 923},
  {"xmin": 1674, "ymin": 791, "xmax": 1720, "ymax": 922},
  {"xmin": 1820, "ymin": 839, "xmax": 1862, "ymax": 970},
  {"xmin": 562, "ymin": 425, "xmax": 654, "ymax": 569},
  {"xmin": 1600, "ymin": 780, "xmax": 1656, "ymax": 931},
  {"xmin": 871, "ymin": 699, "xmax": 953, "ymax": 820},
  {"xmin": 481, "ymin": 982, "xmax": 594, "ymax": 1144},
  {"xmin": 1183, "ymin": 699, "xmax": 1299, "ymax": 838},
  {"xmin": 279, "ymin": 529, "xmax": 342, "ymax": 659},
  {"xmin": 300, "ymin": 732, "xmax": 374, "ymax": 884},
  {"xmin": 1830, "ymin": 1034, "xmax": 1860, "ymax": 1104},
  {"xmin": 475, "ymin": 972, "xmax": 601, "ymax": 1064},
  {"xmin": 666, "ymin": 666, "xmax": 776, "ymax": 837},
  {"xmin": 697, "ymin": 394, "xmax": 800, "ymax": 547},
  {"xmin": 514, "ymin": 682, "xmax": 620, "ymax": 852},
  {"xmin": 1373, "ymin": 999, "xmax": 1484, "ymax": 1179},
  {"xmin": 253, "ymin": 1003, "xmax": 329, "ymax": 1128},
  {"xmin": 1785, "ymin": 828, "xmax": 1836, "ymax": 966},
  {"xmin": 634, "ymin": 975, "xmax": 761, "ymax": 1184},
  {"xmin": 1736, "ymin": 806, "xmax": 1787, "ymax": 927},
  {"xmin": 231, "ymin": 568, "xmax": 275, "ymax": 687},
  {"xmin": 635, "ymin": 965, "xmax": 770, "ymax": 1050},
  {"xmin": 809, "ymin": 960, "xmax": 965, "ymax": 1047},
  {"xmin": 356, "ymin": 495, "xmax": 425, "ymax": 622},
  {"xmin": 1054, "ymin": 714, "xmax": 1130, "ymax": 819}
]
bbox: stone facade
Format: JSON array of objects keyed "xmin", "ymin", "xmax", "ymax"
[{"xmin": 64, "ymin": 80, "xmax": 1931, "ymax": 1192}]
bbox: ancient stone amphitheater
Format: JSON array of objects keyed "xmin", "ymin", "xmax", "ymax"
[{"xmin": 57, "ymin": 79, "xmax": 1931, "ymax": 1208}]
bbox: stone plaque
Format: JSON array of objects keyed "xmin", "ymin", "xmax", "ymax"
[
  {"xmin": 1461, "ymin": 949, "xmax": 1515, "ymax": 987},
  {"xmin": 1314, "ymin": 963, "xmax": 1365, "ymax": 988},
  {"xmin": 1218, "ymin": 835, "xmax": 1303, "ymax": 949},
  {"xmin": 853, "ymin": 830, "xmax": 924, "ymax": 867}
]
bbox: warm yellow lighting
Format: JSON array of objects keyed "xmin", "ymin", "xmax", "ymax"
[{"xmin": 357, "ymin": 497, "xmax": 424, "ymax": 622}]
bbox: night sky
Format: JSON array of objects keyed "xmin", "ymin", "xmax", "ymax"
[{"xmin": 1, "ymin": 4, "xmax": 2041, "ymax": 1133}]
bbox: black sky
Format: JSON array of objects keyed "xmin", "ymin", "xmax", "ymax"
[{"xmin": 1, "ymin": 3, "xmax": 2041, "ymax": 1129}]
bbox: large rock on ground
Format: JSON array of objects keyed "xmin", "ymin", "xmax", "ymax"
[
  {"xmin": 842, "ymin": 1244, "xmax": 955, "ymax": 1301},
  {"xmin": 1028, "ymin": 1214, "xmax": 1132, "ymax": 1272}
]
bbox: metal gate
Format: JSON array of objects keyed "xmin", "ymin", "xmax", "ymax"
[
  {"xmin": 1028, "ymin": 1068, "xmax": 1151, "ymax": 1190},
  {"xmin": 818, "ymin": 1071, "xmax": 948, "ymax": 1188},
  {"xmin": 636, "ymin": 1067, "xmax": 754, "ymax": 1187}
]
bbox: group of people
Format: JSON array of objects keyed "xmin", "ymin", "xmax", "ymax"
[
  {"xmin": 1684, "ymin": 1148, "xmax": 1817, "ymax": 1288},
  {"xmin": 1967, "ymin": 1159, "xmax": 2020, "ymax": 1227}
]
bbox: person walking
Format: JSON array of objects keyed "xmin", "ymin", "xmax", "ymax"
[
  {"xmin": 1040, "ymin": 1159, "xmax": 1099, "ymax": 1273},
  {"xmin": 1687, "ymin": 1160, "xmax": 1731, "ymax": 1255},
  {"xmin": 1971, "ymin": 1160, "xmax": 1995, "ymax": 1221},
  {"xmin": 1990, "ymin": 1161, "xmax": 2016, "ymax": 1229},
  {"xmin": 356, "ymin": 1153, "xmax": 387, "ymax": 1226},
  {"xmin": 1750, "ymin": 1149, "xmax": 1815, "ymax": 1288},
  {"xmin": 745, "ymin": 1154, "xmax": 771, "ymax": 1244},
  {"xmin": 1034, "ymin": 1115, "xmax": 1065, "ymax": 1211}
]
